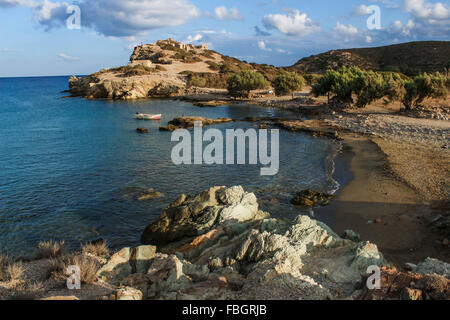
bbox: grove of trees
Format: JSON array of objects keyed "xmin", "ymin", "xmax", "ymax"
[{"xmin": 311, "ymin": 66, "xmax": 448, "ymax": 110}]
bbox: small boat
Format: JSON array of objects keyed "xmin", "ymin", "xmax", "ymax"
[{"xmin": 134, "ymin": 113, "xmax": 162, "ymax": 120}]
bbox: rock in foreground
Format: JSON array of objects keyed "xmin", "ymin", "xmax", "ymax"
[
  {"xmin": 136, "ymin": 186, "xmax": 388, "ymax": 299},
  {"xmin": 291, "ymin": 189, "xmax": 335, "ymax": 207},
  {"xmin": 7, "ymin": 186, "xmax": 449, "ymax": 300}
]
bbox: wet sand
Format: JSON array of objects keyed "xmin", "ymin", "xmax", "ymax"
[{"xmin": 317, "ymin": 134, "xmax": 450, "ymax": 266}]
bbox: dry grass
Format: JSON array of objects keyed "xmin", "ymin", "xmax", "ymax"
[
  {"xmin": 8, "ymin": 281, "xmax": 45, "ymax": 300},
  {"xmin": 0, "ymin": 253, "xmax": 10, "ymax": 281},
  {"xmin": 82, "ymin": 241, "xmax": 109, "ymax": 258},
  {"xmin": 72, "ymin": 255, "xmax": 100, "ymax": 284},
  {"xmin": 46, "ymin": 254, "xmax": 100, "ymax": 284},
  {"xmin": 34, "ymin": 240, "xmax": 66, "ymax": 260},
  {"xmin": 45, "ymin": 257, "xmax": 67, "ymax": 280},
  {"xmin": 7, "ymin": 262, "xmax": 24, "ymax": 282}
]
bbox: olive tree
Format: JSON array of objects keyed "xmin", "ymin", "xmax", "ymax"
[
  {"xmin": 272, "ymin": 72, "xmax": 305, "ymax": 98},
  {"xmin": 227, "ymin": 70, "xmax": 268, "ymax": 98}
]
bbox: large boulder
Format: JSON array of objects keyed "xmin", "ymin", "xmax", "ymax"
[
  {"xmin": 97, "ymin": 245, "xmax": 157, "ymax": 281},
  {"xmin": 141, "ymin": 186, "xmax": 268, "ymax": 245},
  {"xmin": 290, "ymin": 189, "xmax": 335, "ymax": 207},
  {"xmin": 102, "ymin": 186, "xmax": 394, "ymax": 300},
  {"xmin": 415, "ymin": 258, "xmax": 450, "ymax": 278}
]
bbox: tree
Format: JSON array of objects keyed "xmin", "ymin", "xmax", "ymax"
[
  {"xmin": 312, "ymin": 67, "xmax": 409, "ymax": 108},
  {"xmin": 272, "ymin": 72, "xmax": 305, "ymax": 97},
  {"xmin": 311, "ymin": 67, "xmax": 361, "ymax": 105},
  {"xmin": 227, "ymin": 70, "xmax": 268, "ymax": 97},
  {"xmin": 402, "ymin": 73, "xmax": 448, "ymax": 110}
]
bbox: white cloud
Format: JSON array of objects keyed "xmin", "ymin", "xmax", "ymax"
[
  {"xmin": 0, "ymin": 0, "xmax": 36, "ymax": 7},
  {"xmin": 198, "ymin": 30, "xmax": 216, "ymax": 34},
  {"xmin": 404, "ymin": 0, "xmax": 449, "ymax": 20},
  {"xmin": 2, "ymin": 0, "xmax": 200, "ymax": 37},
  {"xmin": 1, "ymin": 48, "xmax": 18, "ymax": 52},
  {"xmin": 257, "ymin": 40, "xmax": 272, "ymax": 52},
  {"xmin": 390, "ymin": 19, "xmax": 416, "ymax": 35},
  {"xmin": 334, "ymin": 22, "xmax": 359, "ymax": 36},
  {"xmin": 384, "ymin": 1, "xmax": 449, "ymax": 39},
  {"xmin": 332, "ymin": 22, "xmax": 360, "ymax": 42},
  {"xmin": 58, "ymin": 53, "xmax": 80, "ymax": 61},
  {"xmin": 214, "ymin": 6, "xmax": 243, "ymax": 21},
  {"xmin": 184, "ymin": 33, "xmax": 203, "ymax": 43},
  {"xmin": 365, "ymin": 35, "xmax": 373, "ymax": 43},
  {"xmin": 368, "ymin": 0, "xmax": 400, "ymax": 9},
  {"xmin": 352, "ymin": 5, "xmax": 372, "ymax": 16},
  {"xmin": 263, "ymin": 9, "xmax": 320, "ymax": 36}
]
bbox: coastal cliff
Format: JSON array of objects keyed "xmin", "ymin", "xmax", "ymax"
[{"xmin": 68, "ymin": 39, "xmax": 209, "ymax": 100}]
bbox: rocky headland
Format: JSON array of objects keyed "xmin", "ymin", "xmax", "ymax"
[{"xmin": 68, "ymin": 38, "xmax": 279, "ymax": 101}]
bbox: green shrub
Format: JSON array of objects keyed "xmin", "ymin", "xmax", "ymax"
[
  {"xmin": 172, "ymin": 52, "xmax": 202, "ymax": 63},
  {"xmin": 251, "ymin": 63, "xmax": 282, "ymax": 82},
  {"xmin": 272, "ymin": 72, "xmax": 305, "ymax": 96},
  {"xmin": 312, "ymin": 67, "xmax": 359, "ymax": 104},
  {"xmin": 383, "ymin": 65, "xmax": 401, "ymax": 73},
  {"xmin": 312, "ymin": 67, "xmax": 408, "ymax": 108},
  {"xmin": 402, "ymin": 73, "xmax": 448, "ymax": 110},
  {"xmin": 304, "ymin": 73, "xmax": 321, "ymax": 86},
  {"xmin": 227, "ymin": 70, "xmax": 268, "ymax": 97},
  {"xmin": 185, "ymin": 72, "xmax": 230, "ymax": 88},
  {"xmin": 200, "ymin": 50, "xmax": 216, "ymax": 59},
  {"xmin": 205, "ymin": 60, "xmax": 220, "ymax": 71},
  {"xmin": 313, "ymin": 67, "xmax": 448, "ymax": 109},
  {"xmin": 155, "ymin": 65, "xmax": 167, "ymax": 72}
]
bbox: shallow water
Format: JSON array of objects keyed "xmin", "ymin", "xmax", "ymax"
[{"xmin": 0, "ymin": 76, "xmax": 340, "ymax": 255}]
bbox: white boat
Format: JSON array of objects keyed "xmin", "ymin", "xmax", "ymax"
[{"xmin": 134, "ymin": 113, "xmax": 162, "ymax": 120}]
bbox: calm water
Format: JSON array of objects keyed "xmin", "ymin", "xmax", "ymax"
[{"xmin": 0, "ymin": 76, "xmax": 340, "ymax": 255}]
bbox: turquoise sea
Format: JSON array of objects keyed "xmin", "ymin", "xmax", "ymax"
[{"xmin": 0, "ymin": 76, "xmax": 340, "ymax": 255}]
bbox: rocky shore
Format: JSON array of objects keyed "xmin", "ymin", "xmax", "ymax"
[{"xmin": 1, "ymin": 186, "xmax": 449, "ymax": 300}]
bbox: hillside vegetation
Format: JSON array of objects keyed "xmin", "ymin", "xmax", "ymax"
[
  {"xmin": 311, "ymin": 66, "xmax": 449, "ymax": 110},
  {"xmin": 293, "ymin": 41, "xmax": 450, "ymax": 76},
  {"xmin": 69, "ymin": 39, "xmax": 450, "ymax": 105}
]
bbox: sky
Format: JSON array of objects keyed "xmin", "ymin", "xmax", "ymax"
[{"xmin": 0, "ymin": 0, "xmax": 449, "ymax": 77}]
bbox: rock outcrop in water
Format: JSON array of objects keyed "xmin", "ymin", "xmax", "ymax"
[
  {"xmin": 158, "ymin": 117, "xmax": 233, "ymax": 132},
  {"xmin": 290, "ymin": 189, "xmax": 335, "ymax": 207}
]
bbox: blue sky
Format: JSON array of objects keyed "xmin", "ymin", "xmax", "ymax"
[{"xmin": 0, "ymin": 0, "xmax": 449, "ymax": 77}]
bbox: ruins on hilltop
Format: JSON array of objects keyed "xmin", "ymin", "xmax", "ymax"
[{"xmin": 128, "ymin": 39, "xmax": 209, "ymax": 67}]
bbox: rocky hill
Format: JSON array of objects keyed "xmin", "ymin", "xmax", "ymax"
[
  {"xmin": 293, "ymin": 41, "xmax": 450, "ymax": 75},
  {"xmin": 68, "ymin": 40, "xmax": 450, "ymax": 100},
  {"xmin": 68, "ymin": 39, "xmax": 279, "ymax": 100}
]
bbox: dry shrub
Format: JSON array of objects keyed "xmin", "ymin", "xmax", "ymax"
[
  {"xmin": 72, "ymin": 255, "xmax": 100, "ymax": 284},
  {"xmin": 5, "ymin": 262, "xmax": 25, "ymax": 291},
  {"xmin": 0, "ymin": 253, "xmax": 10, "ymax": 280},
  {"xmin": 45, "ymin": 257, "xmax": 67, "ymax": 280},
  {"xmin": 47, "ymin": 254, "xmax": 100, "ymax": 284},
  {"xmin": 82, "ymin": 241, "xmax": 109, "ymax": 258},
  {"xmin": 7, "ymin": 262, "xmax": 24, "ymax": 282},
  {"xmin": 34, "ymin": 240, "xmax": 66, "ymax": 260}
]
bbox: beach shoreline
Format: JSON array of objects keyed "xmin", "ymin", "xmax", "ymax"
[{"xmin": 318, "ymin": 134, "xmax": 450, "ymax": 266}]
